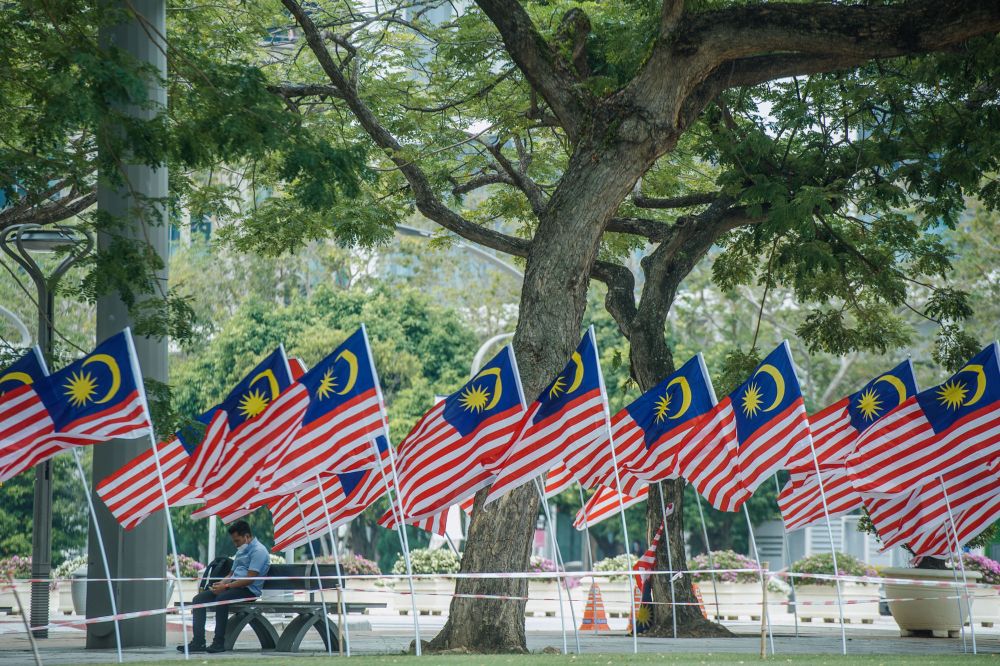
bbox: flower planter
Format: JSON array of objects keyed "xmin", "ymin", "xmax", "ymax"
[
  {"xmin": 526, "ymin": 580, "xmax": 582, "ymax": 618},
  {"xmin": 972, "ymin": 587, "xmax": 1000, "ymax": 628},
  {"xmin": 170, "ymin": 579, "xmax": 202, "ymax": 606},
  {"xmin": 394, "ymin": 578, "xmax": 452, "ymax": 616},
  {"xmin": 0, "ymin": 580, "xmax": 31, "ymax": 614},
  {"xmin": 584, "ymin": 578, "xmax": 634, "ymax": 619},
  {"xmin": 794, "ymin": 583, "xmax": 879, "ymax": 624},
  {"xmin": 883, "ymin": 566, "xmax": 983, "ymax": 638},
  {"xmin": 344, "ymin": 579, "xmax": 394, "ymax": 615},
  {"xmin": 57, "ymin": 585, "xmax": 75, "ymax": 615},
  {"xmin": 695, "ymin": 581, "xmax": 768, "ymax": 621}
]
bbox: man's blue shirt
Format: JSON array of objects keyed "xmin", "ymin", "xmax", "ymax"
[{"xmin": 231, "ymin": 537, "xmax": 270, "ymax": 596}]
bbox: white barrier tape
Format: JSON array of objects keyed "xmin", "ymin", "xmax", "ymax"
[{"xmin": 0, "ymin": 597, "xmax": 249, "ymax": 636}]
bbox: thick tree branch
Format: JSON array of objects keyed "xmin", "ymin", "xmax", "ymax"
[
  {"xmin": 606, "ymin": 216, "xmax": 673, "ymax": 243},
  {"xmin": 281, "ymin": 0, "xmax": 528, "ymax": 261},
  {"xmin": 267, "ymin": 83, "xmax": 345, "ymax": 100},
  {"xmin": 633, "ymin": 191, "xmax": 718, "ymax": 210},
  {"xmin": 0, "ymin": 191, "xmax": 97, "ymax": 230},
  {"xmin": 660, "ymin": 0, "xmax": 684, "ymax": 37},
  {"xmin": 451, "ymin": 172, "xmax": 514, "ymax": 196},
  {"xmin": 484, "ymin": 140, "xmax": 547, "ymax": 218},
  {"xmin": 473, "ymin": 0, "xmax": 588, "ymax": 142}
]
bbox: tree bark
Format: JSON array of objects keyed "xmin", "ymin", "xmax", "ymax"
[{"xmin": 429, "ymin": 135, "xmax": 657, "ymax": 652}]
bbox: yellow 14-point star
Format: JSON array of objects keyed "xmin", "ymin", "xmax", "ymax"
[
  {"xmin": 64, "ymin": 370, "xmax": 98, "ymax": 408},
  {"xmin": 741, "ymin": 382, "xmax": 763, "ymax": 417},
  {"xmin": 316, "ymin": 367, "xmax": 337, "ymax": 400},
  {"xmin": 653, "ymin": 392, "xmax": 672, "ymax": 423},
  {"xmin": 459, "ymin": 384, "xmax": 490, "ymax": 412},
  {"xmin": 856, "ymin": 388, "xmax": 883, "ymax": 420},
  {"xmin": 548, "ymin": 376, "xmax": 566, "ymax": 400},
  {"xmin": 238, "ymin": 388, "xmax": 270, "ymax": 419},
  {"xmin": 937, "ymin": 380, "xmax": 968, "ymax": 410}
]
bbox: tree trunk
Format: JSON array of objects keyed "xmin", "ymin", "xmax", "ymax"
[
  {"xmin": 428, "ymin": 137, "xmax": 654, "ymax": 653},
  {"xmin": 630, "ymin": 320, "xmax": 732, "ymax": 638}
]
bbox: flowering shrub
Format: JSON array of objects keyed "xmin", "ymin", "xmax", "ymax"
[
  {"xmin": 310, "ymin": 554, "xmax": 382, "ymax": 576},
  {"xmin": 166, "ymin": 554, "xmax": 206, "ymax": 579},
  {"xmin": 594, "ymin": 554, "xmax": 633, "ymax": 582},
  {"xmin": 51, "ymin": 556, "xmax": 88, "ymax": 589},
  {"xmin": 689, "ymin": 550, "xmax": 765, "ymax": 585},
  {"xmin": 0, "ymin": 555, "xmax": 32, "ymax": 578},
  {"xmin": 790, "ymin": 552, "xmax": 877, "ymax": 586},
  {"xmin": 955, "ymin": 553, "xmax": 1000, "ymax": 586},
  {"xmin": 529, "ymin": 555, "xmax": 580, "ymax": 589},
  {"xmin": 269, "ymin": 554, "xmax": 286, "ymax": 565},
  {"xmin": 391, "ymin": 548, "xmax": 460, "ymax": 575}
]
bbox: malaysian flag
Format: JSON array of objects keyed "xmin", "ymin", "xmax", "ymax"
[
  {"xmin": 270, "ymin": 437, "xmax": 392, "ymax": 551},
  {"xmin": 573, "ymin": 354, "xmax": 717, "ymax": 494},
  {"xmin": 196, "ymin": 328, "xmax": 386, "ymax": 521},
  {"xmin": 778, "ymin": 361, "xmax": 918, "ymax": 531},
  {"xmin": 452, "ymin": 464, "xmax": 571, "ymax": 524},
  {"xmin": 633, "ymin": 520, "xmax": 666, "ymax": 591},
  {"xmin": 389, "ymin": 345, "xmax": 525, "ymax": 522},
  {"xmin": 847, "ymin": 342, "xmax": 1000, "ymax": 498},
  {"xmin": 0, "ymin": 330, "xmax": 151, "ymax": 483},
  {"xmin": 674, "ymin": 341, "xmax": 810, "ymax": 512},
  {"xmin": 485, "ymin": 327, "xmax": 608, "ymax": 504},
  {"xmin": 96, "ymin": 351, "xmax": 294, "ymax": 530},
  {"xmin": 863, "ymin": 457, "xmax": 1000, "ymax": 555},
  {"xmin": 573, "ymin": 485, "xmax": 650, "ymax": 529}
]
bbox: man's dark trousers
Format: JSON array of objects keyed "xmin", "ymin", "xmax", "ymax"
[{"xmin": 191, "ymin": 588, "xmax": 255, "ymax": 646}]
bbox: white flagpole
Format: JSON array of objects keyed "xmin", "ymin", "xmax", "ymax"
[
  {"xmin": 590, "ymin": 326, "xmax": 637, "ymax": 654},
  {"xmin": 293, "ymin": 494, "xmax": 334, "ymax": 655},
  {"xmin": 693, "ymin": 493, "xmax": 722, "ymax": 620},
  {"xmin": 656, "ymin": 482, "xmax": 677, "ymax": 639},
  {"xmin": 70, "ymin": 448, "xmax": 122, "ymax": 663},
  {"xmin": 940, "ymin": 476, "xmax": 976, "ymax": 654},
  {"xmin": 546, "ymin": 508, "xmax": 581, "ymax": 652},
  {"xmin": 360, "ymin": 324, "xmax": 422, "ymax": 655},
  {"xmin": 314, "ymin": 473, "xmax": 351, "ymax": 656},
  {"xmin": 774, "ymin": 475, "xmax": 799, "ymax": 636},
  {"xmin": 125, "ymin": 328, "xmax": 189, "ymax": 659},
  {"xmin": 742, "ymin": 507, "xmax": 774, "ymax": 655},
  {"xmin": 576, "ymin": 484, "xmax": 600, "ymax": 635},
  {"xmin": 533, "ymin": 479, "xmax": 577, "ymax": 654}
]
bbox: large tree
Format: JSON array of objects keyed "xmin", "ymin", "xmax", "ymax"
[{"xmin": 264, "ymin": 0, "xmax": 1000, "ymax": 650}]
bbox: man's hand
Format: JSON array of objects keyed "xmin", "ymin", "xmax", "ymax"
[{"xmin": 210, "ymin": 581, "xmax": 228, "ymax": 593}]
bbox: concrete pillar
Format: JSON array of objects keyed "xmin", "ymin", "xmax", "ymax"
[{"xmin": 89, "ymin": 0, "xmax": 169, "ymax": 648}]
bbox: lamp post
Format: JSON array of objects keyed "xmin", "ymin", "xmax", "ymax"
[{"xmin": 0, "ymin": 223, "xmax": 93, "ymax": 638}]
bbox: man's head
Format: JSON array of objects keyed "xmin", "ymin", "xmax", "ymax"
[{"xmin": 227, "ymin": 520, "xmax": 253, "ymax": 549}]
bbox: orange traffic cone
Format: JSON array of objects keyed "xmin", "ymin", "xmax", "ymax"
[
  {"xmin": 693, "ymin": 583, "xmax": 708, "ymax": 619},
  {"xmin": 627, "ymin": 584, "xmax": 644, "ymax": 633},
  {"xmin": 579, "ymin": 583, "xmax": 612, "ymax": 632}
]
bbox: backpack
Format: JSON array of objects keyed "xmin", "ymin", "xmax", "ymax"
[{"xmin": 199, "ymin": 556, "xmax": 233, "ymax": 591}]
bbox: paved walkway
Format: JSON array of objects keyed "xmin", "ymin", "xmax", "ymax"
[{"xmin": 1, "ymin": 614, "xmax": 997, "ymax": 664}]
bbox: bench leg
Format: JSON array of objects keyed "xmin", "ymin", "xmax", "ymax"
[
  {"xmin": 223, "ymin": 610, "xmax": 279, "ymax": 651},
  {"xmin": 275, "ymin": 611, "xmax": 343, "ymax": 653}
]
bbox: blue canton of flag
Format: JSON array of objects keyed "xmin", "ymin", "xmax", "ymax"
[
  {"xmin": 847, "ymin": 360, "xmax": 918, "ymax": 433},
  {"xmin": 532, "ymin": 328, "xmax": 602, "ymax": 424},
  {"xmin": 626, "ymin": 354, "xmax": 715, "ymax": 449},
  {"xmin": 216, "ymin": 346, "xmax": 294, "ymax": 431},
  {"xmin": 443, "ymin": 345, "xmax": 524, "ymax": 436},
  {"xmin": 33, "ymin": 330, "xmax": 144, "ymax": 432},
  {"xmin": 0, "ymin": 347, "xmax": 48, "ymax": 397},
  {"xmin": 338, "ymin": 436, "xmax": 389, "ymax": 498},
  {"xmin": 297, "ymin": 327, "xmax": 379, "ymax": 426},
  {"xmin": 732, "ymin": 341, "xmax": 803, "ymax": 443},
  {"xmin": 917, "ymin": 342, "xmax": 1000, "ymax": 434}
]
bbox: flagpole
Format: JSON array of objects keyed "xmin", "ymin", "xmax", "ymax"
[
  {"xmin": 773, "ymin": 475, "xmax": 799, "ymax": 637},
  {"xmin": 534, "ymin": 479, "xmax": 577, "ymax": 654},
  {"xmin": 360, "ymin": 324, "xmax": 422, "ymax": 655},
  {"xmin": 590, "ymin": 327, "xmax": 637, "ymax": 654},
  {"xmin": 70, "ymin": 448, "xmax": 122, "ymax": 664},
  {"xmin": 126, "ymin": 327, "xmax": 190, "ymax": 659},
  {"xmin": 576, "ymin": 484, "xmax": 599, "ymax": 635},
  {"xmin": 293, "ymin": 494, "xmax": 334, "ymax": 655},
  {"xmin": 742, "ymin": 507, "xmax": 774, "ymax": 656},
  {"xmin": 656, "ymin": 482, "xmax": 677, "ymax": 639},
  {"xmin": 369, "ymin": 439, "xmax": 422, "ymax": 655},
  {"xmin": 693, "ymin": 493, "xmax": 722, "ymax": 620},
  {"xmin": 802, "ymin": 447, "xmax": 847, "ymax": 655},
  {"xmin": 940, "ymin": 476, "xmax": 976, "ymax": 654},
  {"xmin": 314, "ymin": 473, "xmax": 351, "ymax": 657},
  {"xmin": 547, "ymin": 514, "xmax": 581, "ymax": 653}
]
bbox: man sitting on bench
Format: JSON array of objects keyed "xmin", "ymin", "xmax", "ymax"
[{"xmin": 178, "ymin": 520, "xmax": 270, "ymax": 654}]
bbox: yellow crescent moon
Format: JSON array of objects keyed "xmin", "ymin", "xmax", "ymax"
[
  {"xmin": 0, "ymin": 371, "xmax": 34, "ymax": 387},
  {"xmin": 473, "ymin": 367, "xmax": 503, "ymax": 411},
  {"xmin": 874, "ymin": 374, "xmax": 908, "ymax": 406},
  {"xmin": 566, "ymin": 352, "xmax": 585, "ymax": 394},
  {"xmin": 666, "ymin": 376, "xmax": 692, "ymax": 420},
  {"xmin": 334, "ymin": 350, "xmax": 359, "ymax": 395},
  {"xmin": 250, "ymin": 368, "xmax": 280, "ymax": 400},
  {"xmin": 82, "ymin": 354, "xmax": 121, "ymax": 404},
  {"xmin": 961, "ymin": 364, "xmax": 986, "ymax": 407},
  {"xmin": 754, "ymin": 364, "xmax": 785, "ymax": 412}
]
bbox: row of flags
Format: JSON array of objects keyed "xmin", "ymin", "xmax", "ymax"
[{"xmin": 1, "ymin": 323, "xmax": 997, "ymax": 561}]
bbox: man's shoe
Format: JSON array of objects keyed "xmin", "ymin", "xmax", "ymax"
[
  {"xmin": 206, "ymin": 643, "xmax": 227, "ymax": 654},
  {"xmin": 177, "ymin": 642, "xmax": 207, "ymax": 653}
]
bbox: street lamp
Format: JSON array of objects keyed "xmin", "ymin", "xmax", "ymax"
[{"xmin": 0, "ymin": 223, "xmax": 93, "ymax": 638}]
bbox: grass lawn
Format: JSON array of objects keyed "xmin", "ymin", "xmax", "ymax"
[{"xmin": 93, "ymin": 654, "xmax": 1000, "ymax": 665}]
